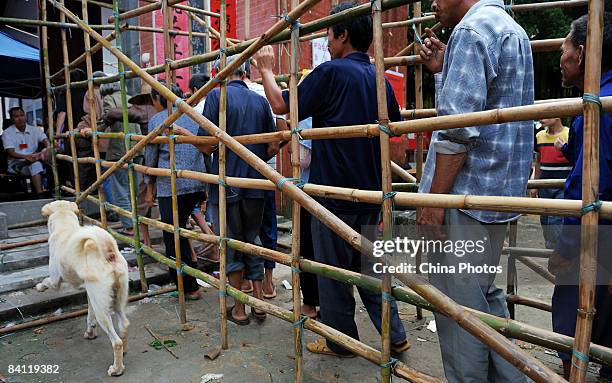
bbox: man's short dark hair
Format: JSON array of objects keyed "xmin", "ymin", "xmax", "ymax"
[
  {"xmin": 330, "ymin": 2, "xmax": 373, "ymax": 53},
  {"xmin": 9, "ymin": 106, "xmax": 24, "ymax": 118},
  {"xmin": 189, "ymin": 73, "xmax": 210, "ymax": 91},
  {"xmin": 570, "ymin": 12, "xmax": 612, "ymax": 70},
  {"xmin": 151, "ymin": 81, "xmax": 184, "ymax": 109}
]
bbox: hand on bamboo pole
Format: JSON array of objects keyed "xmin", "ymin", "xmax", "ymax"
[{"xmin": 419, "ymin": 28, "xmax": 445, "ymax": 73}]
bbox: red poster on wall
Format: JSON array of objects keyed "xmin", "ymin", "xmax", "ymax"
[
  {"xmin": 154, "ymin": 9, "xmax": 190, "ymax": 92},
  {"xmin": 210, "ymin": 0, "xmax": 237, "ymax": 51}
]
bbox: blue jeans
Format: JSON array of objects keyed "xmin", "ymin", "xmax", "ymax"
[
  {"xmin": 110, "ymin": 167, "xmax": 142, "ymax": 229},
  {"xmin": 539, "ymin": 188, "xmax": 564, "ymax": 249},
  {"xmin": 101, "ymin": 166, "xmax": 115, "ymax": 205}
]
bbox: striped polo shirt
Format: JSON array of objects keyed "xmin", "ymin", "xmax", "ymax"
[{"xmin": 535, "ymin": 127, "xmax": 571, "ymax": 176}]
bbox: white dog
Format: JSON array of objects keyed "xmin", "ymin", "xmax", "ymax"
[{"xmin": 36, "ymin": 200, "xmax": 129, "ymax": 377}]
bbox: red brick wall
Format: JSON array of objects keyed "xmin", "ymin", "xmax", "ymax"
[{"xmin": 139, "ymin": 1, "xmax": 155, "ymax": 67}]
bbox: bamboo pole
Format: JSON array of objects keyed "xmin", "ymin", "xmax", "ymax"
[
  {"xmin": 217, "ymin": 0, "xmax": 229, "ymax": 350},
  {"xmin": 59, "ymin": 0, "xmax": 81, "ymax": 198},
  {"xmin": 57, "ymin": 154, "xmax": 612, "ymax": 219},
  {"xmin": 160, "ymin": 0, "xmax": 186, "ymax": 323},
  {"xmin": 412, "ymin": 2, "xmax": 424, "ymax": 321},
  {"xmin": 112, "ymin": 0, "xmax": 147, "ymax": 293},
  {"xmin": 53, "ymin": 0, "xmax": 323, "ymax": 204},
  {"xmin": 48, "ymin": 7, "xmax": 578, "ymax": 378},
  {"xmin": 571, "ymin": 2, "xmax": 604, "ymax": 380},
  {"xmin": 67, "ymin": 0, "xmax": 117, "ymax": 10},
  {"xmin": 40, "ymin": 1, "xmax": 60, "ymax": 199},
  {"xmin": 391, "ymin": 161, "xmax": 416, "ymax": 182},
  {"xmin": 516, "ymin": 255, "xmax": 556, "ymax": 284},
  {"xmin": 0, "ymin": 237, "xmax": 48, "ymax": 251},
  {"xmin": 71, "ymin": 188, "xmax": 612, "ymax": 368},
  {"xmin": 506, "ymin": 221, "xmax": 519, "ymax": 319},
  {"xmin": 82, "ymin": 0, "xmax": 107, "ymax": 229},
  {"xmin": 372, "ymin": 0, "xmax": 393, "ymax": 380},
  {"xmin": 0, "ymin": 286, "xmax": 177, "ymax": 336},
  {"xmin": 287, "ymin": 0, "xmax": 303, "ymax": 378},
  {"xmin": 506, "ymin": 295, "xmax": 552, "ymax": 312}
]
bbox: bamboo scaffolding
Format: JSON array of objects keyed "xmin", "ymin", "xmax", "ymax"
[
  {"xmin": 288, "ymin": 0, "xmax": 304, "ymax": 379},
  {"xmin": 44, "ymin": 1, "xmax": 606, "ymax": 380},
  {"xmin": 217, "ymin": 0, "xmax": 229, "ymax": 350},
  {"xmin": 82, "ymin": 0, "xmax": 107, "ymax": 229},
  {"xmin": 76, "ymin": 209, "xmax": 440, "ymax": 383},
  {"xmin": 56, "ymin": 154, "xmax": 612, "ymax": 219},
  {"xmin": 57, "ymin": 0, "xmax": 416, "ymax": 90},
  {"xmin": 59, "ymin": 0, "xmax": 81, "ymax": 197},
  {"xmin": 67, "ymin": 0, "xmax": 117, "ymax": 10},
  {"xmin": 516, "ymin": 256, "xmax": 556, "ymax": 284},
  {"xmin": 0, "ymin": 237, "xmax": 49, "ymax": 251},
  {"xmin": 40, "ymin": 1, "xmax": 60, "ymax": 199},
  {"xmin": 70, "ymin": 189, "xmax": 612, "ymax": 368},
  {"xmin": 0, "ymin": 287, "xmax": 176, "ymax": 336},
  {"xmin": 49, "ymin": 25, "xmax": 126, "ymax": 82},
  {"xmin": 506, "ymin": 221, "xmax": 519, "ymax": 319},
  {"xmin": 372, "ymin": 1, "xmax": 393, "ymax": 380},
  {"xmin": 572, "ymin": 3, "xmax": 604, "ymax": 379}
]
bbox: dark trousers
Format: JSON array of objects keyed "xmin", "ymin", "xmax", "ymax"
[
  {"xmin": 260, "ymin": 190, "xmax": 278, "ymax": 269},
  {"xmin": 159, "ymin": 192, "xmax": 202, "ymax": 293},
  {"xmin": 311, "ymin": 211, "xmax": 407, "ymax": 355},
  {"xmin": 299, "ymin": 208, "xmax": 318, "ymax": 307}
]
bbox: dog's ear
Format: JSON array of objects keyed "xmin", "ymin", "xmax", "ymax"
[
  {"xmin": 41, "ymin": 203, "xmax": 54, "ymax": 217},
  {"xmin": 70, "ymin": 202, "xmax": 80, "ymax": 214}
]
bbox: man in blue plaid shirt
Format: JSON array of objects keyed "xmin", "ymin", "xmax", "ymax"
[{"xmin": 417, "ymin": 0, "xmax": 534, "ymax": 381}]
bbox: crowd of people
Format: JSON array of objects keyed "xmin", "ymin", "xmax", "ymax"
[{"xmin": 0, "ymin": 1, "xmax": 610, "ymax": 380}]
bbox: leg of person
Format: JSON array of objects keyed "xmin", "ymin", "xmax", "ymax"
[
  {"xmin": 239, "ymin": 199, "xmax": 265, "ymax": 314},
  {"xmin": 539, "ymin": 188, "xmax": 564, "ymax": 249},
  {"xmin": 175, "ymin": 192, "xmax": 202, "ymax": 295},
  {"xmin": 429, "ymin": 209, "xmax": 526, "ymax": 382},
  {"xmin": 260, "ymin": 191, "xmax": 277, "ymax": 298},
  {"xmin": 299, "ymin": 209, "xmax": 319, "ymax": 318},
  {"xmin": 352, "ymin": 212, "xmax": 408, "ymax": 350},
  {"xmin": 28, "ymin": 161, "xmax": 45, "ymax": 195},
  {"xmin": 309, "ymin": 214, "xmax": 360, "ymax": 355},
  {"xmin": 214, "ymin": 201, "xmax": 248, "ymax": 321},
  {"xmin": 109, "ymin": 169, "xmax": 133, "ymax": 232},
  {"xmin": 135, "ymin": 174, "xmax": 151, "ymax": 247}
]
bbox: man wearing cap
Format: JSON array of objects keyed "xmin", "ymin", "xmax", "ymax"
[{"xmin": 177, "ymin": 55, "xmax": 279, "ymax": 324}]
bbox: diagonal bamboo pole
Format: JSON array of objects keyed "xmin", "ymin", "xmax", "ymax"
[
  {"xmin": 82, "ymin": 0, "xmax": 107, "ymax": 229},
  {"xmin": 287, "ymin": 0, "xmax": 304, "ymax": 379},
  {"xmin": 570, "ymin": 0, "xmax": 604, "ymax": 381},
  {"xmin": 108, "ymin": 0, "xmax": 220, "ymax": 24},
  {"xmin": 217, "ymin": 0, "xmax": 229, "ymax": 350},
  {"xmin": 70, "ymin": 186, "xmax": 612, "ymax": 368},
  {"xmin": 40, "ymin": 0, "xmax": 60, "ymax": 199},
  {"xmin": 50, "ymin": 4, "xmax": 570, "ymax": 380},
  {"xmin": 372, "ymin": 0, "xmax": 393, "ymax": 380}
]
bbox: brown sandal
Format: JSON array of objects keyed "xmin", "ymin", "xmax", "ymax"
[
  {"xmin": 226, "ymin": 306, "xmax": 250, "ymax": 326},
  {"xmin": 391, "ymin": 340, "xmax": 411, "ymax": 353}
]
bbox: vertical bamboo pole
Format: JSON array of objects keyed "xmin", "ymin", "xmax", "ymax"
[
  {"xmin": 413, "ymin": 2, "xmax": 424, "ymax": 321},
  {"xmin": 82, "ymin": 0, "xmax": 107, "ymax": 229},
  {"xmin": 372, "ymin": 1, "xmax": 393, "ymax": 381},
  {"xmin": 60, "ymin": 0, "xmax": 81, "ymax": 197},
  {"xmin": 113, "ymin": 0, "xmax": 147, "ymax": 292},
  {"xmin": 188, "ymin": 9, "xmax": 193, "ymax": 80},
  {"xmin": 162, "ymin": 0, "xmax": 187, "ymax": 323},
  {"xmin": 288, "ymin": 0, "xmax": 303, "ymax": 380},
  {"xmin": 506, "ymin": 220, "xmax": 518, "ymax": 319},
  {"xmin": 244, "ymin": 0, "xmax": 250, "ymax": 39},
  {"xmin": 40, "ymin": 0, "xmax": 60, "ymax": 199},
  {"xmin": 218, "ymin": 0, "xmax": 229, "ymax": 349},
  {"xmin": 570, "ymin": 1, "xmax": 604, "ymax": 381}
]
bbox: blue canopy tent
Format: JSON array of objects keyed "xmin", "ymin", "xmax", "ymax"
[{"xmin": 0, "ymin": 31, "xmax": 41, "ymax": 99}]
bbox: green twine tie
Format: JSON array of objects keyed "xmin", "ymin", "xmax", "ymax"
[
  {"xmin": 581, "ymin": 199, "xmax": 602, "ymax": 215},
  {"xmin": 583, "ymin": 93, "xmax": 602, "ymax": 110}
]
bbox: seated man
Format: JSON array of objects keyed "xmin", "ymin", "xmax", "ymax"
[{"xmin": 2, "ymin": 107, "xmax": 50, "ymax": 196}]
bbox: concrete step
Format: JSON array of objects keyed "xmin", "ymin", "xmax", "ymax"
[{"xmin": 0, "ymin": 263, "xmax": 170, "ymax": 322}]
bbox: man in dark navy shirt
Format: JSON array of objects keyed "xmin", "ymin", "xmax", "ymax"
[
  {"xmin": 255, "ymin": 2, "xmax": 407, "ymax": 357},
  {"xmin": 179, "ymin": 55, "xmax": 279, "ymax": 325}
]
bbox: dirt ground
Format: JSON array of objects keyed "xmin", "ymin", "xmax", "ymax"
[{"xmin": 0, "ymin": 215, "xmax": 604, "ymax": 383}]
